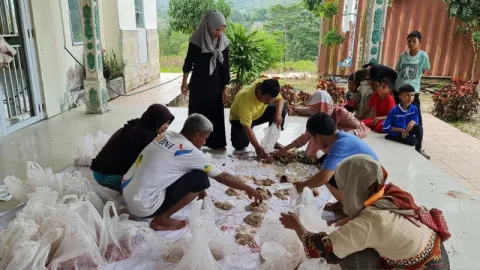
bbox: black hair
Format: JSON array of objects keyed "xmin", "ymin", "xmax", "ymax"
[
  {"xmin": 399, "ymin": 84, "xmax": 415, "ymax": 93},
  {"xmin": 348, "ymin": 73, "xmax": 354, "ymax": 81},
  {"xmin": 259, "ymin": 79, "xmax": 280, "ymax": 97},
  {"xmin": 381, "ymin": 77, "xmax": 394, "ymax": 90},
  {"xmin": 354, "ymin": 68, "xmax": 370, "ymax": 82},
  {"xmin": 306, "ymin": 113, "xmax": 337, "ymax": 136},
  {"xmin": 362, "ymin": 63, "xmax": 373, "ymax": 68},
  {"xmin": 407, "ymin": 31, "xmax": 422, "ymax": 42}
]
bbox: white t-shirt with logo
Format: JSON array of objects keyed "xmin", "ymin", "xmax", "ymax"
[{"xmin": 122, "ymin": 131, "xmax": 222, "ymax": 217}]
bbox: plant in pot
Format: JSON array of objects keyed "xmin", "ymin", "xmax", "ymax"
[{"xmin": 103, "ymin": 50, "xmax": 126, "ymax": 100}]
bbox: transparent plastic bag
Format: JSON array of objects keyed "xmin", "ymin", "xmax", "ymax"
[
  {"xmin": 261, "ymin": 124, "xmax": 281, "ymax": 153},
  {"xmin": 298, "ymin": 258, "xmax": 330, "ymax": 270},
  {"xmin": 93, "ymin": 131, "xmax": 111, "ymax": 156},
  {"xmin": 80, "ymin": 191, "xmax": 104, "ymax": 215},
  {"xmin": 6, "ymin": 228, "xmax": 63, "ymax": 270},
  {"xmin": 4, "ymin": 175, "xmax": 28, "ymax": 202},
  {"xmin": 260, "ymin": 241, "xmax": 295, "ymax": 270},
  {"xmin": 260, "ymin": 214, "xmax": 304, "ymax": 267},
  {"xmin": 99, "ymin": 201, "xmax": 153, "ymax": 262},
  {"xmin": 175, "ymin": 228, "xmax": 219, "ymax": 270},
  {"xmin": 291, "ymin": 188, "xmax": 329, "ymax": 233},
  {"xmin": 0, "ymin": 217, "xmax": 39, "ymax": 269},
  {"xmin": 73, "ymin": 133, "xmax": 95, "ymax": 166},
  {"xmin": 59, "ymin": 195, "xmax": 103, "ymax": 242}
]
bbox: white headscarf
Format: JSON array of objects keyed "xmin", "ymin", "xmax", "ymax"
[
  {"xmin": 189, "ymin": 10, "xmax": 229, "ymax": 75},
  {"xmin": 307, "ymin": 90, "xmax": 334, "ymax": 106}
]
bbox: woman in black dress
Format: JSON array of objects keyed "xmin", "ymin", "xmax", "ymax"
[{"xmin": 181, "ymin": 10, "xmax": 230, "ymax": 151}]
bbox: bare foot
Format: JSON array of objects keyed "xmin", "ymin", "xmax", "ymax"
[
  {"xmin": 324, "ymin": 201, "xmax": 343, "ymax": 212},
  {"xmin": 150, "ymin": 216, "xmax": 187, "ymax": 231}
]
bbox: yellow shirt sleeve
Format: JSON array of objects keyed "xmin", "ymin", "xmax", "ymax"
[
  {"xmin": 273, "ymin": 92, "xmax": 283, "ymax": 102},
  {"xmin": 328, "ymin": 209, "xmax": 382, "ymax": 259}
]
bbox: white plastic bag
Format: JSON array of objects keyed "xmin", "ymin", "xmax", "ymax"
[
  {"xmin": 260, "ymin": 241, "xmax": 295, "ymax": 270},
  {"xmin": 93, "ymin": 131, "xmax": 111, "ymax": 156},
  {"xmin": 298, "ymin": 258, "xmax": 330, "ymax": 270},
  {"xmin": 4, "ymin": 175, "xmax": 28, "ymax": 202},
  {"xmin": 60, "ymin": 195, "xmax": 103, "ymax": 242},
  {"xmin": 261, "ymin": 124, "xmax": 281, "ymax": 153},
  {"xmin": 175, "ymin": 228, "xmax": 219, "ymax": 270},
  {"xmin": 6, "ymin": 228, "xmax": 63, "ymax": 270},
  {"xmin": 291, "ymin": 188, "xmax": 329, "ymax": 233},
  {"xmin": 73, "ymin": 131, "xmax": 111, "ymax": 166},
  {"xmin": 0, "ymin": 217, "xmax": 39, "ymax": 269},
  {"xmin": 99, "ymin": 201, "xmax": 153, "ymax": 262},
  {"xmin": 260, "ymin": 214, "xmax": 304, "ymax": 267},
  {"xmin": 25, "ymin": 162, "xmax": 63, "ymax": 197}
]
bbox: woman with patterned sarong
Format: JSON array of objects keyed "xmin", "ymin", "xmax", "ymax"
[{"xmin": 280, "ymin": 154, "xmax": 450, "ymax": 269}]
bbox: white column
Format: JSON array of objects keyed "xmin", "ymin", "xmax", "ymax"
[
  {"xmin": 363, "ymin": 0, "xmax": 388, "ymax": 65},
  {"xmin": 79, "ymin": 0, "xmax": 108, "ymax": 114}
]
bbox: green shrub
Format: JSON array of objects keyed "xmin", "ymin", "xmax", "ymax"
[
  {"xmin": 323, "ymin": 27, "xmax": 345, "ymax": 47},
  {"xmin": 159, "ymin": 28, "xmax": 189, "ymax": 56},
  {"xmin": 103, "ymin": 51, "xmax": 126, "ymax": 81}
]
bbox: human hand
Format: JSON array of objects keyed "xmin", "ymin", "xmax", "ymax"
[
  {"xmin": 372, "ymin": 117, "xmax": 379, "ymax": 126},
  {"xmin": 293, "ymin": 181, "xmax": 305, "ymax": 193},
  {"xmin": 245, "ymin": 186, "xmax": 264, "ymax": 204},
  {"xmin": 181, "ymin": 81, "xmax": 188, "ymax": 95},
  {"xmin": 255, "ymin": 146, "xmax": 268, "ymax": 159},
  {"xmin": 406, "ymin": 121, "xmax": 415, "ymax": 132},
  {"xmin": 274, "ymin": 114, "xmax": 283, "ymax": 128},
  {"xmin": 222, "ymin": 89, "xmax": 229, "ymax": 104},
  {"xmin": 273, "ymin": 146, "xmax": 289, "ymax": 158},
  {"xmin": 279, "ymin": 212, "xmax": 302, "ymax": 230},
  {"xmin": 401, "ymin": 129, "xmax": 408, "ymax": 138}
]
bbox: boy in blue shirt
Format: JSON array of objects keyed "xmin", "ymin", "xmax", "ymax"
[
  {"xmin": 394, "ymin": 30, "xmax": 431, "ymax": 126},
  {"xmin": 384, "ymin": 84, "xmax": 430, "ymax": 159}
]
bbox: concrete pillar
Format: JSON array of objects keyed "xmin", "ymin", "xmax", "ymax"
[
  {"xmin": 363, "ymin": 0, "xmax": 388, "ymax": 65},
  {"xmin": 79, "ymin": 0, "xmax": 108, "ymax": 114}
]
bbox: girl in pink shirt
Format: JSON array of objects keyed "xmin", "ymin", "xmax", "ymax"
[{"xmin": 278, "ymin": 90, "xmax": 370, "ymax": 160}]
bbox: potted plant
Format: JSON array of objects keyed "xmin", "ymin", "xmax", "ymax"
[{"xmin": 103, "ymin": 50, "xmax": 126, "ymax": 100}]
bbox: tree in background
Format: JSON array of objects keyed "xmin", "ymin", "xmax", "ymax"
[
  {"xmin": 444, "ymin": 0, "xmax": 480, "ymax": 84},
  {"xmin": 158, "ymin": 28, "xmax": 190, "ymax": 55},
  {"xmin": 265, "ymin": 4, "xmax": 320, "ymax": 65},
  {"xmin": 168, "ymin": 0, "xmax": 232, "ymax": 34}
]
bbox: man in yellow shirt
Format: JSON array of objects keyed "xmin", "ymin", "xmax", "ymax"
[{"xmin": 230, "ymin": 79, "xmax": 286, "ymax": 158}]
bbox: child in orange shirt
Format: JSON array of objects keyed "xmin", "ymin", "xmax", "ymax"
[{"xmin": 358, "ymin": 78, "xmax": 396, "ymax": 133}]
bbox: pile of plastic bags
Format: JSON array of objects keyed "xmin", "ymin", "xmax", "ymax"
[
  {"xmin": 73, "ymin": 130, "xmax": 111, "ymax": 166},
  {"xmin": 1, "ymin": 162, "xmax": 154, "ymax": 269},
  {"xmin": 259, "ymin": 187, "xmax": 333, "ymax": 270}
]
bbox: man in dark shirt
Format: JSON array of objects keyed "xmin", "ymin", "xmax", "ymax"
[{"xmin": 357, "ymin": 63, "xmax": 398, "ymax": 83}]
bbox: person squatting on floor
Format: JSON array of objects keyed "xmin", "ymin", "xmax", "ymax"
[
  {"xmin": 280, "ymin": 154, "xmax": 451, "ymax": 269},
  {"xmin": 121, "ymin": 114, "xmax": 263, "ymax": 231},
  {"xmin": 384, "ymin": 84, "xmax": 430, "ymax": 159}
]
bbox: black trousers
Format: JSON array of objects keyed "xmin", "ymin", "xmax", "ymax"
[
  {"xmin": 189, "ymin": 95, "xmax": 227, "ymax": 149},
  {"xmin": 150, "ymin": 170, "xmax": 210, "ymax": 217},
  {"xmin": 386, "ymin": 124, "xmax": 424, "ymax": 150},
  {"xmin": 318, "ymin": 154, "xmax": 338, "ymax": 189},
  {"xmin": 394, "ymin": 92, "xmax": 423, "ymax": 126},
  {"xmin": 230, "ymin": 104, "xmax": 288, "ymax": 150}
]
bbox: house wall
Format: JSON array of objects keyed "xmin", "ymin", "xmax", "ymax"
[{"xmin": 117, "ymin": 0, "xmax": 160, "ymax": 92}]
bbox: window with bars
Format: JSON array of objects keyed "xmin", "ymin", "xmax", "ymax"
[
  {"xmin": 68, "ymin": 0, "xmax": 83, "ymax": 45},
  {"xmin": 135, "ymin": 0, "xmax": 145, "ymax": 29}
]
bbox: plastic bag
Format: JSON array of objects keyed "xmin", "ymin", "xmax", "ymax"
[
  {"xmin": 260, "ymin": 214, "xmax": 304, "ymax": 267},
  {"xmin": 80, "ymin": 191, "xmax": 105, "ymax": 215},
  {"xmin": 261, "ymin": 124, "xmax": 281, "ymax": 153},
  {"xmin": 99, "ymin": 201, "xmax": 153, "ymax": 262},
  {"xmin": 298, "ymin": 258, "xmax": 330, "ymax": 270},
  {"xmin": 60, "ymin": 195, "xmax": 103, "ymax": 242},
  {"xmin": 163, "ymin": 236, "xmax": 192, "ymax": 263},
  {"xmin": 6, "ymin": 228, "xmax": 63, "ymax": 270},
  {"xmin": 46, "ymin": 211, "xmax": 104, "ymax": 270},
  {"xmin": 175, "ymin": 228, "xmax": 219, "ymax": 270},
  {"xmin": 73, "ymin": 131, "xmax": 111, "ymax": 166},
  {"xmin": 291, "ymin": 188, "xmax": 329, "ymax": 233},
  {"xmin": 4, "ymin": 175, "xmax": 28, "ymax": 202},
  {"xmin": 0, "ymin": 217, "xmax": 39, "ymax": 269},
  {"xmin": 260, "ymin": 241, "xmax": 295, "ymax": 270}
]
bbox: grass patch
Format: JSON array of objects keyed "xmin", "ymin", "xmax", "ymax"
[
  {"xmin": 278, "ymin": 77, "xmax": 318, "ymax": 92},
  {"xmin": 160, "ymin": 55, "xmax": 183, "ymax": 73},
  {"xmin": 267, "ymin": 60, "xmax": 317, "ymax": 73}
]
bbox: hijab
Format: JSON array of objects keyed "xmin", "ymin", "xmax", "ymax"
[
  {"xmin": 189, "ymin": 10, "xmax": 229, "ymax": 75},
  {"xmin": 307, "ymin": 90, "xmax": 334, "ymax": 115},
  {"xmin": 335, "ymin": 154, "xmax": 386, "ymax": 217},
  {"xmin": 90, "ymin": 104, "xmax": 174, "ymax": 175}
]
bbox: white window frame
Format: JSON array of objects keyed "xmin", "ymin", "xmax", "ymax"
[
  {"xmin": 134, "ymin": 0, "xmax": 145, "ymax": 29},
  {"xmin": 67, "ymin": 0, "xmax": 83, "ymax": 45}
]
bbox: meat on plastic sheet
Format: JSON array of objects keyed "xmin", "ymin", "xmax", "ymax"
[
  {"xmin": 260, "ymin": 124, "xmax": 281, "ymax": 153},
  {"xmin": 99, "ymin": 201, "xmax": 154, "ymax": 263}
]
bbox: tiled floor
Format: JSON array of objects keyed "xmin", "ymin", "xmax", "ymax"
[
  {"xmin": 422, "ymin": 113, "xmax": 480, "ymax": 197},
  {"xmin": 1, "ymin": 77, "xmax": 480, "ymax": 267}
]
